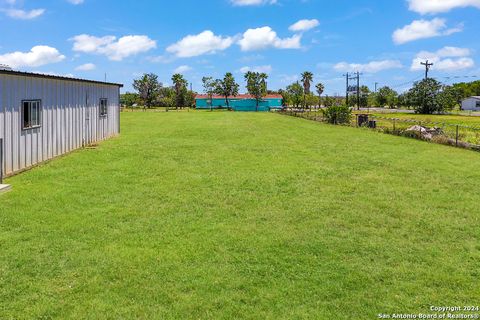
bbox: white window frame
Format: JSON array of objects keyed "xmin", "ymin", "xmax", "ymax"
[
  {"xmin": 22, "ymin": 100, "xmax": 42, "ymax": 130},
  {"xmin": 100, "ymin": 98, "xmax": 108, "ymax": 117}
]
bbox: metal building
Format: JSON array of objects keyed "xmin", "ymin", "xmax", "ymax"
[
  {"xmin": 0, "ymin": 70, "xmax": 123, "ymax": 177},
  {"xmin": 195, "ymin": 94, "xmax": 283, "ymax": 112},
  {"xmin": 461, "ymin": 96, "xmax": 480, "ymax": 111}
]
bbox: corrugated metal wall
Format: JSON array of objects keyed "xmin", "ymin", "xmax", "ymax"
[
  {"xmin": 0, "ymin": 73, "xmax": 121, "ymax": 176},
  {"xmin": 195, "ymin": 97, "xmax": 283, "ymax": 110}
]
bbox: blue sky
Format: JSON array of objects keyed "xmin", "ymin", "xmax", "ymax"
[{"xmin": 1, "ymin": 0, "xmax": 479, "ymax": 94}]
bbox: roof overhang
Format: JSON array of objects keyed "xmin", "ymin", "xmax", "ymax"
[{"xmin": 0, "ymin": 69, "xmax": 123, "ymax": 87}]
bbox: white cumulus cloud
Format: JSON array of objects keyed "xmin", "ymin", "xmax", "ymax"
[
  {"xmin": 0, "ymin": 45, "xmax": 65, "ymax": 69},
  {"xmin": 334, "ymin": 60, "xmax": 403, "ymax": 73},
  {"xmin": 2, "ymin": 8, "xmax": 45, "ymax": 19},
  {"xmin": 75, "ymin": 63, "xmax": 96, "ymax": 71},
  {"xmin": 231, "ymin": 0, "xmax": 277, "ymax": 6},
  {"xmin": 408, "ymin": 0, "xmax": 480, "ymax": 14},
  {"xmin": 239, "ymin": 65, "xmax": 272, "ymax": 74},
  {"xmin": 411, "ymin": 46, "xmax": 475, "ymax": 71},
  {"xmin": 166, "ymin": 31, "xmax": 233, "ymax": 58},
  {"xmin": 32, "ymin": 71, "xmax": 74, "ymax": 78},
  {"xmin": 289, "ymin": 19, "xmax": 320, "ymax": 32},
  {"xmin": 393, "ymin": 18, "xmax": 462, "ymax": 45},
  {"xmin": 173, "ymin": 65, "xmax": 192, "ymax": 74},
  {"xmin": 71, "ymin": 34, "xmax": 157, "ymax": 61},
  {"xmin": 238, "ymin": 26, "xmax": 301, "ymax": 51}
]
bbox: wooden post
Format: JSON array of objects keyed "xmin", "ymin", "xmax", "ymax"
[{"xmin": 456, "ymin": 125, "xmax": 459, "ymax": 147}]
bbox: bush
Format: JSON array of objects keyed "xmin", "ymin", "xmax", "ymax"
[{"xmin": 322, "ymin": 105, "xmax": 352, "ymax": 125}]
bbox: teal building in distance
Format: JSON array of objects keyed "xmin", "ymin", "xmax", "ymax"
[{"xmin": 195, "ymin": 94, "xmax": 283, "ymax": 112}]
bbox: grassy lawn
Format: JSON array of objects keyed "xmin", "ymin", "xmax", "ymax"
[
  {"xmin": 370, "ymin": 112, "xmax": 480, "ymax": 127},
  {"xmin": 361, "ymin": 113, "xmax": 480, "ymax": 145},
  {"xmin": 1, "ymin": 112, "xmax": 480, "ymax": 319}
]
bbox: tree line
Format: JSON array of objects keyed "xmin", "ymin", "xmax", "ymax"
[
  {"xmin": 121, "ymin": 71, "xmax": 480, "ymax": 115},
  {"xmin": 279, "ymin": 73, "xmax": 480, "ymax": 114},
  {"xmin": 121, "ymin": 71, "xmax": 271, "ymax": 112},
  {"xmin": 120, "ymin": 73, "xmax": 196, "ymax": 110},
  {"xmin": 346, "ymin": 79, "xmax": 480, "ymax": 114}
]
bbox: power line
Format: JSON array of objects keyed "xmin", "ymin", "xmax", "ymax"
[{"xmin": 377, "ymin": 76, "xmax": 423, "ymax": 91}]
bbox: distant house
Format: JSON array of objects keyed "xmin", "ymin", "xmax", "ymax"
[
  {"xmin": 461, "ymin": 96, "xmax": 480, "ymax": 111},
  {"xmin": 0, "ymin": 69, "xmax": 123, "ymax": 177},
  {"xmin": 195, "ymin": 94, "xmax": 283, "ymax": 112}
]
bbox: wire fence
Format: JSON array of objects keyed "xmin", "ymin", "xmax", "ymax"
[{"xmin": 279, "ymin": 110, "xmax": 480, "ymax": 151}]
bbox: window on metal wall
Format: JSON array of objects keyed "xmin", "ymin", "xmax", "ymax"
[
  {"xmin": 22, "ymin": 100, "xmax": 41, "ymax": 129},
  {"xmin": 100, "ymin": 98, "xmax": 108, "ymax": 117},
  {"xmin": 476, "ymin": 101, "xmax": 480, "ymax": 109}
]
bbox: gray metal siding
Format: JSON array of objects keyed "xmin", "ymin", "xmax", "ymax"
[
  {"xmin": 462, "ymin": 98, "xmax": 480, "ymax": 111},
  {"xmin": 0, "ymin": 74, "xmax": 120, "ymax": 176}
]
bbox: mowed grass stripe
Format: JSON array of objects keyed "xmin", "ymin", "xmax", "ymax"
[{"xmin": 1, "ymin": 112, "xmax": 479, "ymax": 319}]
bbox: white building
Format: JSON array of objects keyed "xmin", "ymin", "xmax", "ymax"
[
  {"xmin": 461, "ymin": 96, "xmax": 480, "ymax": 111},
  {"xmin": 0, "ymin": 70, "xmax": 122, "ymax": 177}
]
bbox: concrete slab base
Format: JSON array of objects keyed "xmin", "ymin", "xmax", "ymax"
[{"xmin": 0, "ymin": 184, "xmax": 12, "ymax": 194}]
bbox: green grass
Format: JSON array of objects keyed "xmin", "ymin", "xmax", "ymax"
[
  {"xmin": 1, "ymin": 112, "xmax": 480, "ymax": 319},
  {"xmin": 371, "ymin": 112, "xmax": 480, "ymax": 127},
  {"xmin": 369, "ymin": 113, "xmax": 480, "ymax": 144}
]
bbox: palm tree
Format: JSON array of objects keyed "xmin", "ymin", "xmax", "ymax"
[
  {"xmin": 172, "ymin": 74, "xmax": 188, "ymax": 109},
  {"xmin": 301, "ymin": 71, "xmax": 314, "ymax": 110},
  {"xmin": 215, "ymin": 72, "xmax": 239, "ymax": 109},
  {"xmin": 316, "ymin": 83, "xmax": 325, "ymax": 110},
  {"xmin": 245, "ymin": 72, "xmax": 268, "ymax": 112}
]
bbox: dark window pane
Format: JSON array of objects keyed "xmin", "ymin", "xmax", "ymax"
[{"xmin": 23, "ymin": 102, "xmax": 30, "ymax": 128}]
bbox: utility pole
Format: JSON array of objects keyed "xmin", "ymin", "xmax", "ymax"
[
  {"xmin": 345, "ymin": 72, "xmax": 361, "ymax": 110},
  {"xmin": 356, "ymin": 72, "xmax": 360, "ymax": 110},
  {"xmin": 374, "ymin": 82, "xmax": 378, "ymax": 93},
  {"xmin": 421, "ymin": 60, "xmax": 433, "ymax": 80},
  {"xmin": 420, "ymin": 60, "xmax": 433, "ymax": 113},
  {"xmin": 344, "ymin": 73, "xmax": 349, "ymax": 106}
]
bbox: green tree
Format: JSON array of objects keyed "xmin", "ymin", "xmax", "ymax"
[
  {"xmin": 133, "ymin": 73, "xmax": 161, "ymax": 109},
  {"xmin": 215, "ymin": 72, "xmax": 239, "ymax": 109},
  {"xmin": 244, "ymin": 71, "xmax": 268, "ymax": 112},
  {"xmin": 323, "ymin": 95, "xmax": 335, "ymax": 108},
  {"xmin": 305, "ymin": 94, "xmax": 319, "ymax": 110},
  {"xmin": 278, "ymin": 89, "xmax": 290, "ymax": 108},
  {"xmin": 452, "ymin": 80, "xmax": 480, "ymax": 100},
  {"xmin": 171, "ymin": 74, "xmax": 188, "ymax": 109},
  {"xmin": 301, "ymin": 71, "xmax": 314, "ymax": 110},
  {"xmin": 120, "ymin": 92, "xmax": 139, "ymax": 108},
  {"xmin": 202, "ymin": 76, "xmax": 217, "ymax": 110},
  {"xmin": 408, "ymin": 78, "xmax": 443, "ymax": 114},
  {"xmin": 368, "ymin": 92, "xmax": 379, "ymax": 108},
  {"xmin": 396, "ymin": 92, "xmax": 411, "ymax": 109},
  {"xmin": 357, "ymin": 85, "xmax": 371, "ymax": 108},
  {"xmin": 436, "ymin": 85, "xmax": 461, "ymax": 111},
  {"xmin": 315, "ymin": 83, "xmax": 324, "ymax": 108},
  {"xmin": 156, "ymin": 87, "xmax": 176, "ymax": 109},
  {"xmin": 377, "ymin": 86, "xmax": 398, "ymax": 108},
  {"xmin": 322, "ymin": 105, "xmax": 352, "ymax": 125},
  {"xmin": 185, "ymin": 90, "xmax": 196, "ymax": 109},
  {"xmin": 286, "ymin": 82, "xmax": 304, "ymax": 110}
]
